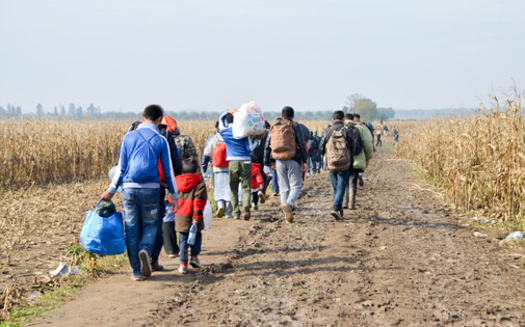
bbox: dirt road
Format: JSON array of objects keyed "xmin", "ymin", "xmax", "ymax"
[{"xmin": 31, "ymin": 146, "xmax": 525, "ymax": 327}]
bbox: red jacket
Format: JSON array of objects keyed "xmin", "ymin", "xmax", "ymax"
[
  {"xmin": 175, "ymin": 173, "xmax": 207, "ymax": 232},
  {"xmin": 251, "ymin": 163, "xmax": 264, "ymax": 190}
]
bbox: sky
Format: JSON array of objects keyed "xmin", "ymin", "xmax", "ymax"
[{"xmin": 1, "ymin": 0, "xmax": 524, "ymax": 113}]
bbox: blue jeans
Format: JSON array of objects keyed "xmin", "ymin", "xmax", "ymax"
[
  {"xmin": 307, "ymin": 153, "xmax": 318, "ymax": 174},
  {"xmin": 272, "ymin": 171, "xmax": 280, "ymax": 194},
  {"xmin": 151, "ymin": 187, "xmax": 166, "ymax": 264},
  {"xmin": 122, "ymin": 188, "xmax": 160, "ymax": 275},
  {"xmin": 179, "ymin": 231, "xmax": 202, "ymax": 265},
  {"xmin": 329, "ymin": 169, "xmax": 350, "ymax": 211}
]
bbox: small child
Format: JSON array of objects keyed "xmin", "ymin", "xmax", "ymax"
[
  {"xmin": 175, "ymin": 158, "xmax": 208, "ymax": 274},
  {"xmin": 251, "ymin": 162, "xmax": 265, "ymax": 210}
]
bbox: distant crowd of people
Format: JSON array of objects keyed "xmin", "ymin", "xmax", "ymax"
[{"xmin": 101, "ymin": 104, "xmax": 400, "ymax": 281}]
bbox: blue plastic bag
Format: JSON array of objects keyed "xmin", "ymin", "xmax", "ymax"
[{"xmin": 80, "ymin": 199, "xmax": 126, "ymax": 255}]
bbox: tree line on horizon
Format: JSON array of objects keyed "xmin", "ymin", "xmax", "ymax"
[{"xmin": 1, "ymin": 96, "xmax": 399, "ymax": 121}]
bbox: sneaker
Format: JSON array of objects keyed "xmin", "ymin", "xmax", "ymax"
[
  {"xmin": 178, "ymin": 265, "xmax": 187, "ymax": 274},
  {"xmin": 330, "ymin": 210, "xmax": 342, "ymax": 221},
  {"xmin": 189, "ymin": 256, "xmax": 201, "ymax": 269},
  {"xmin": 258, "ymin": 191, "xmax": 266, "ymax": 204},
  {"xmin": 168, "ymin": 253, "xmax": 177, "ymax": 258},
  {"xmin": 272, "ymin": 193, "xmax": 280, "ymax": 197},
  {"xmin": 225, "ymin": 215, "xmax": 234, "ymax": 219},
  {"xmin": 243, "ymin": 206, "xmax": 251, "ymax": 220},
  {"xmin": 342, "ymin": 203, "xmax": 349, "ymax": 209},
  {"xmin": 216, "ymin": 207, "xmax": 224, "ymax": 218},
  {"xmin": 234, "ymin": 215, "xmax": 241, "ymax": 220},
  {"xmin": 282, "ymin": 204, "xmax": 293, "ymax": 224},
  {"xmin": 151, "ymin": 262, "xmax": 164, "ymax": 272},
  {"xmin": 138, "ymin": 250, "xmax": 152, "ymax": 278},
  {"xmin": 131, "ymin": 274, "xmax": 146, "ymax": 281},
  {"xmin": 252, "ymin": 204, "xmax": 259, "ymax": 211},
  {"xmin": 358, "ymin": 173, "xmax": 364, "ymax": 187}
]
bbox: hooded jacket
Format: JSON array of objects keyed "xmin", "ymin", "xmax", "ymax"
[
  {"xmin": 108, "ymin": 123, "xmax": 178, "ymax": 198},
  {"xmin": 175, "ymin": 173, "xmax": 207, "ymax": 232}
]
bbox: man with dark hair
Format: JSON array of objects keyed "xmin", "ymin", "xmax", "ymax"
[
  {"xmin": 102, "ymin": 104, "xmax": 179, "ymax": 281},
  {"xmin": 319, "ymin": 110, "xmax": 362, "ymax": 220},
  {"xmin": 264, "ymin": 106, "xmax": 307, "ymax": 223}
]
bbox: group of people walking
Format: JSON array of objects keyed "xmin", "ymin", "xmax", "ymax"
[{"xmin": 100, "ymin": 105, "xmax": 376, "ymax": 281}]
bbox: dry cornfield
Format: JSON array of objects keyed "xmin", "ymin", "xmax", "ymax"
[
  {"xmin": 395, "ymin": 91, "xmax": 525, "ymax": 223},
  {"xmin": 0, "ymin": 117, "xmax": 328, "ymax": 191}
]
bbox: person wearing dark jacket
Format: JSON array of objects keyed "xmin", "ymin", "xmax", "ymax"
[
  {"xmin": 251, "ymin": 120, "xmax": 271, "ymax": 202},
  {"xmin": 263, "ymin": 106, "xmax": 307, "ymax": 223},
  {"xmin": 319, "ymin": 110, "xmax": 361, "ymax": 221}
]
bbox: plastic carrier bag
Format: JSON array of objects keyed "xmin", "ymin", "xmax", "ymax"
[
  {"xmin": 80, "ymin": 199, "xmax": 126, "ymax": 255},
  {"xmin": 232, "ymin": 101, "xmax": 266, "ymax": 139},
  {"xmin": 203, "ymin": 200, "xmax": 212, "ymax": 230}
]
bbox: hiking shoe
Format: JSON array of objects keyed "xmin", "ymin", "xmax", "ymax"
[
  {"xmin": 151, "ymin": 262, "xmax": 164, "ymax": 272},
  {"xmin": 178, "ymin": 265, "xmax": 187, "ymax": 274},
  {"xmin": 272, "ymin": 193, "xmax": 280, "ymax": 197},
  {"xmin": 189, "ymin": 256, "xmax": 201, "ymax": 269},
  {"xmin": 168, "ymin": 253, "xmax": 178, "ymax": 259},
  {"xmin": 330, "ymin": 210, "xmax": 342, "ymax": 221},
  {"xmin": 131, "ymin": 274, "xmax": 146, "ymax": 281},
  {"xmin": 358, "ymin": 173, "xmax": 364, "ymax": 187},
  {"xmin": 138, "ymin": 249, "xmax": 152, "ymax": 278},
  {"xmin": 243, "ymin": 206, "xmax": 251, "ymax": 220},
  {"xmin": 216, "ymin": 207, "xmax": 224, "ymax": 218},
  {"xmin": 258, "ymin": 191, "xmax": 266, "ymax": 204},
  {"xmin": 283, "ymin": 204, "xmax": 293, "ymax": 224}
]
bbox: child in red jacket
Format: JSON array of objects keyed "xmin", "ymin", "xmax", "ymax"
[
  {"xmin": 175, "ymin": 158, "xmax": 207, "ymax": 274},
  {"xmin": 251, "ymin": 162, "xmax": 265, "ymax": 210}
]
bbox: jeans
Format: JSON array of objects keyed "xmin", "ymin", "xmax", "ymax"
[
  {"xmin": 307, "ymin": 153, "xmax": 318, "ymax": 174},
  {"xmin": 276, "ymin": 160, "xmax": 303, "ymax": 207},
  {"xmin": 151, "ymin": 187, "xmax": 166, "ymax": 264},
  {"xmin": 329, "ymin": 169, "xmax": 350, "ymax": 211},
  {"xmin": 179, "ymin": 230, "xmax": 202, "ymax": 265},
  {"xmin": 376, "ymin": 134, "xmax": 382, "ymax": 147},
  {"xmin": 272, "ymin": 171, "xmax": 280, "ymax": 194},
  {"xmin": 122, "ymin": 188, "xmax": 160, "ymax": 276}
]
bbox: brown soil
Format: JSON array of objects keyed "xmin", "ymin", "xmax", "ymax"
[{"xmin": 24, "ymin": 145, "xmax": 525, "ymax": 326}]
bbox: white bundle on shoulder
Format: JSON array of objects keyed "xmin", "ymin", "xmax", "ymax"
[{"xmin": 232, "ymin": 101, "xmax": 266, "ymax": 139}]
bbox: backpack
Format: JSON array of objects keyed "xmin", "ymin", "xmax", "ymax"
[
  {"xmin": 212, "ymin": 143, "xmax": 229, "ymax": 168},
  {"xmin": 307, "ymin": 137, "xmax": 318, "ymax": 152},
  {"xmin": 127, "ymin": 130, "xmax": 158, "ymax": 183},
  {"xmin": 326, "ymin": 127, "xmax": 351, "ymax": 172},
  {"xmin": 270, "ymin": 118, "xmax": 296, "ymax": 160}
]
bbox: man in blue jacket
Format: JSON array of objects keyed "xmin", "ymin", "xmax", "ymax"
[
  {"xmin": 101, "ymin": 104, "xmax": 179, "ymax": 281},
  {"xmin": 219, "ymin": 109, "xmax": 258, "ymax": 220}
]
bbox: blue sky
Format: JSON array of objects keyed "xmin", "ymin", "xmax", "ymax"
[{"xmin": 1, "ymin": 0, "xmax": 524, "ymax": 113}]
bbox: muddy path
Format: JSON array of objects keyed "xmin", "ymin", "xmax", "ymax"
[{"xmin": 31, "ymin": 145, "xmax": 525, "ymax": 327}]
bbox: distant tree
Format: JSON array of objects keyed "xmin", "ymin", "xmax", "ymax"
[
  {"xmin": 377, "ymin": 107, "xmax": 396, "ymax": 120},
  {"xmin": 53, "ymin": 106, "xmax": 58, "ymax": 117},
  {"xmin": 68, "ymin": 103, "xmax": 76, "ymax": 118},
  {"xmin": 353, "ymin": 98, "xmax": 378, "ymax": 121},
  {"xmin": 76, "ymin": 106, "xmax": 83, "ymax": 119},
  {"xmin": 36, "ymin": 103, "xmax": 44, "ymax": 117},
  {"xmin": 0, "ymin": 106, "xmax": 6, "ymax": 118},
  {"xmin": 344, "ymin": 93, "xmax": 366, "ymax": 113}
]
